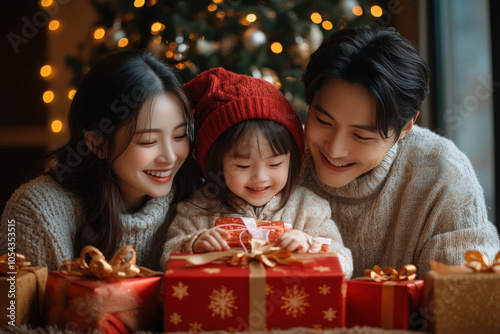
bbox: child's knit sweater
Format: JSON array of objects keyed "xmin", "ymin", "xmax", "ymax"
[
  {"xmin": 161, "ymin": 185, "xmax": 353, "ymax": 278},
  {"xmin": 299, "ymin": 125, "xmax": 500, "ymax": 278},
  {"xmin": 0, "ymin": 175, "xmax": 173, "ymax": 270}
]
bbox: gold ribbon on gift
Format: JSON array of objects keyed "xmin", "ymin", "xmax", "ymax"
[
  {"xmin": 353, "ymin": 264, "xmax": 417, "ymax": 330},
  {"xmin": 429, "ymin": 250, "xmax": 500, "ymax": 275},
  {"xmin": 362, "ymin": 264, "xmax": 417, "ymax": 282},
  {"xmin": 60, "ymin": 245, "xmax": 162, "ymax": 281},
  {"xmin": 0, "ymin": 253, "xmax": 31, "ymax": 275},
  {"xmin": 171, "ymin": 238, "xmax": 300, "ymax": 268},
  {"xmin": 170, "ymin": 238, "xmax": 309, "ymax": 331},
  {"xmin": 464, "ymin": 250, "xmax": 500, "ymax": 273}
]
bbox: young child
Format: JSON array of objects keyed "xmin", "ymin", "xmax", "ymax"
[
  {"xmin": 0, "ymin": 50, "xmax": 202, "ymax": 270},
  {"xmin": 161, "ymin": 68, "xmax": 353, "ymax": 278}
]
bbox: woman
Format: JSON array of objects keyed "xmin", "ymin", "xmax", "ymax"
[
  {"xmin": 0, "ymin": 50, "xmax": 202, "ymax": 270},
  {"xmin": 299, "ymin": 26, "xmax": 499, "ymax": 278}
]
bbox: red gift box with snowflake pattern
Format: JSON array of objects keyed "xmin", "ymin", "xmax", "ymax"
[
  {"xmin": 163, "ymin": 253, "xmax": 346, "ymax": 332},
  {"xmin": 43, "ymin": 271, "xmax": 162, "ymax": 333}
]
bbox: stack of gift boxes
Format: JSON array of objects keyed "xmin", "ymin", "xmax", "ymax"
[{"xmin": 1, "ymin": 217, "xmax": 499, "ymax": 333}]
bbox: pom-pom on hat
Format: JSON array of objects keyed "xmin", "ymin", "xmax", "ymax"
[{"xmin": 184, "ymin": 67, "xmax": 304, "ymax": 173}]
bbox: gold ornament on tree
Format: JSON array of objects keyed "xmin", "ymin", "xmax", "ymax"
[
  {"xmin": 218, "ymin": 35, "xmax": 238, "ymax": 57},
  {"xmin": 288, "ymin": 36, "xmax": 312, "ymax": 68}
]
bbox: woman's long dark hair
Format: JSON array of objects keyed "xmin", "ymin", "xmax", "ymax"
[{"xmin": 38, "ymin": 50, "xmax": 201, "ymax": 259}]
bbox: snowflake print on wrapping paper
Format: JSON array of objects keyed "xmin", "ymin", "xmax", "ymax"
[
  {"xmin": 319, "ymin": 284, "xmax": 331, "ymax": 296},
  {"xmin": 172, "ymin": 281, "xmax": 189, "ymax": 300},
  {"xmin": 169, "ymin": 312, "xmax": 182, "ymax": 325},
  {"xmin": 266, "ymin": 284, "xmax": 274, "ymax": 296},
  {"xmin": 323, "ymin": 307, "xmax": 337, "ymax": 321},
  {"xmin": 189, "ymin": 322, "xmax": 203, "ymax": 333},
  {"xmin": 280, "ymin": 285, "xmax": 310, "ymax": 317},
  {"xmin": 208, "ymin": 285, "xmax": 238, "ymax": 319}
]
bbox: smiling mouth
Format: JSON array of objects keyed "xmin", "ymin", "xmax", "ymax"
[
  {"xmin": 144, "ymin": 170, "xmax": 172, "ymax": 178},
  {"xmin": 320, "ymin": 152, "xmax": 355, "ymax": 169},
  {"xmin": 246, "ymin": 186, "xmax": 271, "ymax": 193}
]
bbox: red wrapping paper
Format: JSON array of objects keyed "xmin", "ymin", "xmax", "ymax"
[
  {"xmin": 346, "ymin": 279, "xmax": 424, "ymax": 330},
  {"xmin": 43, "ymin": 271, "xmax": 162, "ymax": 333},
  {"xmin": 164, "ymin": 253, "xmax": 346, "ymax": 332},
  {"xmin": 215, "ymin": 217, "xmax": 286, "ymax": 249}
]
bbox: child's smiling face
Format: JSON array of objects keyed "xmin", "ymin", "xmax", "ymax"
[{"xmin": 222, "ymin": 130, "xmax": 290, "ymax": 207}]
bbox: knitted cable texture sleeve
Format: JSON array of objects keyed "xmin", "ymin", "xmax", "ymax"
[
  {"xmin": 160, "ymin": 195, "xmax": 213, "ymax": 269},
  {"xmin": 0, "ymin": 175, "xmax": 81, "ymax": 270},
  {"xmin": 278, "ymin": 186, "xmax": 353, "ymax": 279}
]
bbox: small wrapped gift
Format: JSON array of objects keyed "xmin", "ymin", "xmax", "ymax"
[
  {"xmin": 346, "ymin": 264, "xmax": 424, "ymax": 330},
  {"xmin": 421, "ymin": 250, "xmax": 500, "ymax": 334},
  {"xmin": 0, "ymin": 254, "xmax": 47, "ymax": 328},
  {"xmin": 164, "ymin": 239, "xmax": 346, "ymax": 332},
  {"xmin": 43, "ymin": 246, "xmax": 163, "ymax": 334},
  {"xmin": 215, "ymin": 217, "xmax": 288, "ymax": 251}
]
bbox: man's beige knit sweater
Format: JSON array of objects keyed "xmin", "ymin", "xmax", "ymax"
[{"xmin": 299, "ymin": 125, "xmax": 500, "ymax": 279}]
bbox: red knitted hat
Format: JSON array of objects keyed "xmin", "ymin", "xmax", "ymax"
[{"xmin": 184, "ymin": 67, "xmax": 304, "ymax": 173}]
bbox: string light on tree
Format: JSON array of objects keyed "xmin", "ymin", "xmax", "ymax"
[
  {"xmin": 51, "ymin": 120, "xmax": 63, "ymax": 133},
  {"xmin": 270, "ymin": 42, "xmax": 283, "ymax": 54},
  {"xmin": 370, "ymin": 5, "xmax": 383, "ymax": 17},
  {"xmin": 48, "ymin": 20, "xmax": 60, "ymax": 31},
  {"xmin": 68, "ymin": 89, "xmax": 76, "ymax": 100},
  {"xmin": 43, "ymin": 91, "xmax": 54, "ymax": 104},
  {"xmin": 93, "ymin": 27, "xmax": 105, "ymax": 40},
  {"xmin": 40, "ymin": 65, "xmax": 52, "ymax": 78}
]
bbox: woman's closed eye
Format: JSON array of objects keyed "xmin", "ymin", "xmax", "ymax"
[
  {"xmin": 174, "ymin": 133, "xmax": 188, "ymax": 141},
  {"xmin": 236, "ymin": 165, "xmax": 250, "ymax": 169},
  {"xmin": 269, "ymin": 162, "xmax": 283, "ymax": 168},
  {"xmin": 138, "ymin": 139, "xmax": 157, "ymax": 146}
]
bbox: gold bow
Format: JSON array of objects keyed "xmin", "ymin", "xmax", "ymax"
[
  {"xmin": 171, "ymin": 238, "xmax": 302, "ymax": 268},
  {"xmin": 60, "ymin": 245, "xmax": 161, "ymax": 281},
  {"xmin": 363, "ymin": 264, "xmax": 417, "ymax": 282},
  {"xmin": 0, "ymin": 253, "xmax": 31, "ymax": 275},
  {"xmin": 464, "ymin": 250, "xmax": 500, "ymax": 273}
]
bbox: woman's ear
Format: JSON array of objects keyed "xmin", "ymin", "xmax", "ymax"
[
  {"xmin": 398, "ymin": 111, "xmax": 420, "ymax": 141},
  {"xmin": 84, "ymin": 131, "xmax": 106, "ymax": 159}
]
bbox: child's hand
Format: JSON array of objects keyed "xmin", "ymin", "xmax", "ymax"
[
  {"xmin": 193, "ymin": 228, "xmax": 231, "ymax": 253},
  {"xmin": 276, "ymin": 230, "xmax": 310, "ymax": 253}
]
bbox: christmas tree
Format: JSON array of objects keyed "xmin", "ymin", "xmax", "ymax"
[{"xmin": 67, "ymin": 0, "xmax": 374, "ymax": 119}]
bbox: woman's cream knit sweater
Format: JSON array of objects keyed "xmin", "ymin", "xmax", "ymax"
[
  {"xmin": 0, "ymin": 175, "xmax": 173, "ymax": 271},
  {"xmin": 299, "ymin": 125, "xmax": 500, "ymax": 279}
]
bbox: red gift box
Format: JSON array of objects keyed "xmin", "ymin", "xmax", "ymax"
[
  {"xmin": 215, "ymin": 217, "xmax": 287, "ymax": 250},
  {"xmin": 164, "ymin": 252, "xmax": 346, "ymax": 332},
  {"xmin": 346, "ymin": 279, "xmax": 424, "ymax": 330},
  {"xmin": 43, "ymin": 271, "xmax": 162, "ymax": 333}
]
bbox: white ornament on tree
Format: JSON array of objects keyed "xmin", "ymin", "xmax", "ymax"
[{"xmin": 242, "ymin": 28, "xmax": 267, "ymax": 52}]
